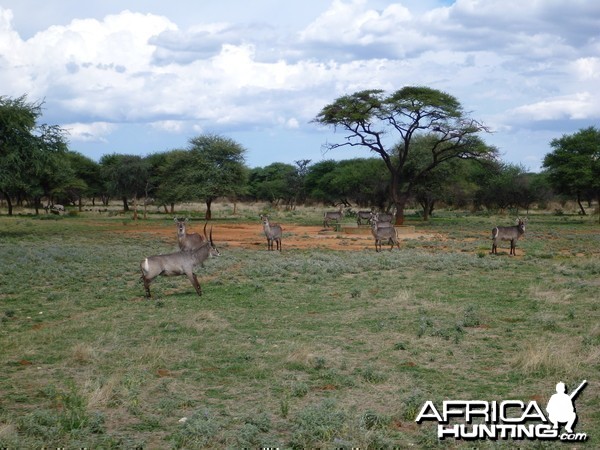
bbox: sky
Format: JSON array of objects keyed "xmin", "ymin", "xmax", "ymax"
[{"xmin": 1, "ymin": 0, "xmax": 599, "ymax": 171}]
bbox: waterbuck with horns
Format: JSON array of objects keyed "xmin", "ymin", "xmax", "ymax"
[
  {"xmin": 323, "ymin": 206, "xmax": 344, "ymax": 229},
  {"xmin": 140, "ymin": 224, "xmax": 219, "ymax": 298},
  {"xmin": 491, "ymin": 218, "xmax": 526, "ymax": 256},
  {"xmin": 370, "ymin": 215, "xmax": 400, "ymax": 252},
  {"xmin": 174, "ymin": 217, "xmax": 205, "ymax": 251},
  {"xmin": 260, "ymin": 214, "xmax": 283, "ymax": 251}
]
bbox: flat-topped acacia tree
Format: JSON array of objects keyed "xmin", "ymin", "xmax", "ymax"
[{"xmin": 313, "ymin": 86, "xmax": 497, "ymax": 224}]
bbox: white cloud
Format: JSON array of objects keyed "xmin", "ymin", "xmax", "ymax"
[
  {"xmin": 509, "ymin": 92, "xmax": 599, "ymax": 122},
  {"xmin": 63, "ymin": 122, "xmax": 117, "ymax": 143},
  {"xmin": 0, "ymin": 1, "xmax": 598, "ymax": 168}
]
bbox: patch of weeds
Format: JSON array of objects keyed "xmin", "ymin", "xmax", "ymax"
[
  {"xmin": 417, "ymin": 311, "xmax": 464, "ymax": 343},
  {"xmin": 312, "ymin": 356, "xmax": 327, "ymax": 370},
  {"xmin": 19, "ymin": 384, "xmax": 105, "ymax": 441},
  {"xmin": 401, "ymin": 389, "xmax": 427, "ymax": 421},
  {"xmin": 359, "ymin": 410, "xmax": 390, "ymax": 430},
  {"xmin": 356, "ymin": 365, "xmax": 387, "ymax": 383},
  {"xmin": 541, "ymin": 318, "xmax": 559, "ymax": 332},
  {"xmin": 417, "ymin": 315, "xmax": 434, "ymax": 338},
  {"xmin": 393, "ymin": 341, "xmax": 407, "ymax": 350},
  {"xmin": 289, "ymin": 400, "xmax": 347, "ymax": 449},
  {"xmin": 461, "ymin": 305, "xmax": 481, "ymax": 327},
  {"xmin": 280, "ymin": 396, "xmax": 289, "ymax": 418},
  {"xmin": 291, "ymin": 382, "xmax": 309, "ymax": 398},
  {"xmin": 170, "ymin": 408, "xmax": 222, "ymax": 449},
  {"xmin": 350, "ymin": 288, "xmax": 361, "ymax": 298}
]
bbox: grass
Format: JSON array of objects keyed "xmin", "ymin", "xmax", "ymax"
[{"xmin": 0, "ymin": 206, "xmax": 599, "ymax": 448}]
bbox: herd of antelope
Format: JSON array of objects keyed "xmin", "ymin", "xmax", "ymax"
[{"xmin": 139, "ymin": 211, "xmax": 526, "ymax": 297}]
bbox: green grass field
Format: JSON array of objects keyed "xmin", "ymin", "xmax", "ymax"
[{"xmin": 0, "ymin": 207, "xmax": 598, "ymax": 448}]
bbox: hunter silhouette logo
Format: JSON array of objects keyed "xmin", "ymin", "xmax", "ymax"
[
  {"xmin": 415, "ymin": 380, "xmax": 589, "ymax": 442},
  {"xmin": 546, "ymin": 380, "xmax": 586, "ymax": 434}
]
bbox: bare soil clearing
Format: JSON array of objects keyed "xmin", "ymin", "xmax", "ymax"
[{"xmin": 115, "ymin": 221, "xmax": 439, "ymax": 251}]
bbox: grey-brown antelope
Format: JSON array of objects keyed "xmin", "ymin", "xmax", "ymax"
[
  {"xmin": 369, "ymin": 212, "xmax": 394, "ymax": 228},
  {"xmin": 140, "ymin": 225, "xmax": 220, "ymax": 297},
  {"xmin": 174, "ymin": 217, "xmax": 205, "ymax": 251},
  {"xmin": 356, "ymin": 210, "xmax": 373, "ymax": 226},
  {"xmin": 370, "ymin": 215, "xmax": 400, "ymax": 252},
  {"xmin": 491, "ymin": 218, "xmax": 526, "ymax": 256},
  {"xmin": 323, "ymin": 206, "xmax": 344, "ymax": 229},
  {"xmin": 260, "ymin": 214, "xmax": 282, "ymax": 251}
]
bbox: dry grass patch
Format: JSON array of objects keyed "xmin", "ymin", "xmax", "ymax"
[
  {"xmin": 514, "ymin": 336, "xmax": 590, "ymax": 378},
  {"xmin": 84, "ymin": 375, "xmax": 121, "ymax": 409},
  {"xmin": 528, "ymin": 285, "xmax": 574, "ymax": 305},
  {"xmin": 71, "ymin": 343, "xmax": 98, "ymax": 364},
  {"xmin": 181, "ymin": 310, "xmax": 231, "ymax": 333}
]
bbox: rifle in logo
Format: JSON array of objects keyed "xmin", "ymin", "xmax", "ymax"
[{"xmin": 546, "ymin": 380, "xmax": 587, "ymax": 434}]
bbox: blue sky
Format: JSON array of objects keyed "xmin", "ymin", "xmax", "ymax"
[{"xmin": 1, "ymin": 0, "xmax": 599, "ymax": 170}]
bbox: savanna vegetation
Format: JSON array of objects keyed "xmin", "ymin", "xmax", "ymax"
[{"xmin": 0, "ymin": 206, "xmax": 598, "ymax": 448}]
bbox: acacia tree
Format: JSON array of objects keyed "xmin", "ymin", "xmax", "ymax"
[
  {"xmin": 313, "ymin": 87, "xmax": 496, "ymax": 224},
  {"xmin": 543, "ymin": 126, "xmax": 600, "ymax": 220},
  {"xmin": 0, "ymin": 95, "xmax": 68, "ymax": 215},
  {"xmin": 156, "ymin": 135, "xmax": 247, "ymax": 219},
  {"xmin": 100, "ymin": 154, "xmax": 150, "ymax": 219}
]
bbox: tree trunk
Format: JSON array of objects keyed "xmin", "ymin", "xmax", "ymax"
[
  {"xmin": 3, "ymin": 192, "xmax": 14, "ymax": 216},
  {"xmin": 132, "ymin": 195, "xmax": 138, "ymax": 221},
  {"xmin": 576, "ymin": 193, "xmax": 586, "ymax": 215},
  {"xmin": 393, "ymin": 195, "xmax": 409, "ymax": 225},
  {"xmin": 422, "ymin": 201, "xmax": 430, "ymax": 221},
  {"xmin": 122, "ymin": 196, "xmax": 129, "ymax": 212},
  {"xmin": 34, "ymin": 196, "xmax": 41, "ymax": 215},
  {"xmin": 205, "ymin": 198, "xmax": 213, "ymax": 220}
]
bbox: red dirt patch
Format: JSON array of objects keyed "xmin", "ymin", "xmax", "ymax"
[{"xmin": 115, "ymin": 222, "xmax": 436, "ymax": 251}]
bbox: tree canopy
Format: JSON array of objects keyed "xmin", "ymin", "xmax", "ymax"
[
  {"xmin": 543, "ymin": 126, "xmax": 600, "ymax": 218},
  {"xmin": 314, "ymin": 86, "xmax": 496, "ymax": 223},
  {"xmin": 0, "ymin": 95, "xmax": 68, "ymax": 215}
]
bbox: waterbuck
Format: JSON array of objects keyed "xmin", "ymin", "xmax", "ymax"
[
  {"xmin": 370, "ymin": 216, "xmax": 400, "ymax": 252},
  {"xmin": 356, "ymin": 210, "xmax": 373, "ymax": 226},
  {"xmin": 140, "ymin": 225, "xmax": 219, "ymax": 298},
  {"xmin": 375, "ymin": 211, "xmax": 394, "ymax": 223},
  {"xmin": 174, "ymin": 218, "xmax": 205, "ymax": 251},
  {"xmin": 260, "ymin": 214, "xmax": 283, "ymax": 251},
  {"xmin": 323, "ymin": 206, "xmax": 344, "ymax": 229},
  {"xmin": 491, "ymin": 218, "xmax": 526, "ymax": 256},
  {"xmin": 369, "ymin": 212, "xmax": 394, "ymax": 229}
]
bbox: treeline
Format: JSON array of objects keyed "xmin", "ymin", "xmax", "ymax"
[
  {"xmin": 2, "ymin": 94, "xmax": 598, "ymax": 219},
  {"xmin": 1, "ymin": 143, "xmax": 555, "ymax": 219}
]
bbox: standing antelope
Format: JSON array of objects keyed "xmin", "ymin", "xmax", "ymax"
[
  {"xmin": 140, "ymin": 225, "xmax": 220, "ymax": 298},
  {"xmin": 369, "ymin": 212, "xmax": 394, "ymax": 229},
  {"xmin": 376, "ymin": 211, "xmax": 394, "ymax": 223},
  {"xmin": 357, "ymin": 210, "xmax": 373, "ymax": 226},
  {"xmin": 323, "ymin": 206, "xmax": 344, "ymax": 229},
  {"xmin": 260, "ymin": 214, "xmax": 283, "ymax": 251},
  {"xmin": 491, "ymin": 218, "xmax": 526, "ymax": 256},
  {"xmin": 174, "ymin": 218, "xmax": 205, "ymax": 251},
  {"xmin": 370, "ymin": 215, "xmax": 400, "ymax": 252}
]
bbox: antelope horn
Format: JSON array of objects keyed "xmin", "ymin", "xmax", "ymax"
[
  {"xmin": 203, "ymin": 221, "xmax": 208, "ymax": 240},
  {"xmin": 210, "ymin": 226, "xmax": 214, "ymax": 245}
]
